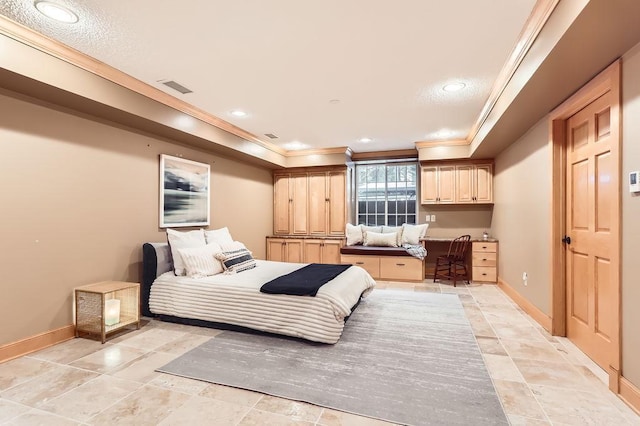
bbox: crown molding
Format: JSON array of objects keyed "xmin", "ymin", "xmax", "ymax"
[
  {"xmin": 284, "ymin": 146, "xmax": 352, "ymax": 157},
  {"xmin": 0, "ymin": 15, "xmax": 286, "ymax": 157},
  {"xmin": 415, "ymin": 139, "xmax": 469, "ymax": 148},
  {"xmin": 466, "ymin": 0, "xmax": 560, "ymax": 143},
  {"xmin": 351, "ymin": 149, "xmax": 418, "ymax": 161}
]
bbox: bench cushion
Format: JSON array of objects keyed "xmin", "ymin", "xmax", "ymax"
[{"xmin": 340, "ymin": 245, "xmax": 412, "ymax": 257}]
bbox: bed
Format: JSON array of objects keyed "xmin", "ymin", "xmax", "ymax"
[{"xmin": 142, "ymin": 242, "xmax": 376, "ymax": 343}]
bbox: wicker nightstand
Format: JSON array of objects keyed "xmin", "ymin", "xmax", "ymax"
[{"xmin": 75, "ymin": 281, "xmax": 141, "ymax": 343}]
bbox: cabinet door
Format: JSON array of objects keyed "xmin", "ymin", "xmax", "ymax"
[
  {"xmin": 308, "ymin": 173, "xmax": 327, "ymax": 235},
  {"xmin": 438, "ymin": 166, "xmax": 456, "ymax": 203},
  {"xmin": 327, "ymin": 171, "xmax": 346, "ymax": 236},
  {"xmin": 285, "ymin": 239, "xmax": 304, "ymax": 263},
  {"xmin": 420, "ymin": 166, "xmax": 438, "ymax": 204},
  {"xmin": 290, "ymin": 174, "xmax": 308, "ymax": 235},
  {"xmin": 273, "ymin": 175, "xmax": 290, "ymax": 234},
  {"xmin": 304, "ymin": 239, "xmax": 323, "ymax": 263},
  {"xmin": 456, "ymin": 165, "xmax": 474, "ymax": 203},
  {"xmin": 474, "ymin": 164, "xmax": 493, "ymax": 203},
  {"xmin": 266, "ymin": 238, "xmax": 285, "ymax": 261},
  {"xmin": 321, "ymin": 239, "xmax": 342, "ymax": 264}
]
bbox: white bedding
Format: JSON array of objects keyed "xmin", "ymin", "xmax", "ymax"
[{"xmin": 149, "ymin": 260, "xmax": 376, "ymax": 343}]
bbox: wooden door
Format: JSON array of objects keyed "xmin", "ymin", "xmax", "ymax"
[
  {"xmin": 438, "ymin": 166, "xmax": 456, "ymax": 203},
  {"xmin": 273, "ymin": 174, "xmax": 291, "ymax": 234},
  {"xmin": 455, "ymin": 165, "xmax": 474, "ymax": 203},
  {"xmin": 304, "ymin": 239, "xmax": 323, "ymax": 263},
  {"xmin": 475, "ymin": 164, "xmax": 493, "ymax": 203},
  {"xmin": 565, "ymin": 93, "xmax": 617, "ymax": 371},
  {"xmin": 327, "ymin": 171, "xmax": 346, "ymax": 236},
  {"xmin": 308, "ymin": 172, "xmax": 327, "ymax": 235},
  {"xmin": 290, "ymin": 174, "xmax": 308, "ymax": 235},
  {"xmin": 285, "ymin": 239, "xmax": 304, "ymax": 263},
  {"xmin": 266, "ymin": 238, "xmax": 285, "ymax": 261},
  {"xmin": 321, "ymin": 239, "xmax": 342, "ymax": 264},
  {"xmin": 420, "ymin": 166, "xmax": 438, "ymax": 203}
]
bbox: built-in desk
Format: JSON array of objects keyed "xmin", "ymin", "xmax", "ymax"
[{"xmin": 420, "ymin": 237, "xmax": 498, "ymax": 283}]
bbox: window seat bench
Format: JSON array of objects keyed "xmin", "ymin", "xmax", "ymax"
[{"xmin": 340, "ymin": 246, "xmax": 425, "ymax": 282}]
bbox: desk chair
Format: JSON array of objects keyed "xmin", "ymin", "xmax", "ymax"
[{"xmin": 433, "ymin": 235, "xmax": 471, "ymax": 287}]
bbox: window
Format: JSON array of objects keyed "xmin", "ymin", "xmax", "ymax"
[{"xmin": 356, "ymin": 162, "xmax": 417, "ymax": 226}]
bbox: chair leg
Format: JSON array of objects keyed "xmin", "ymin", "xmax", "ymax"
[{"xmin": 433, "ymin": 258, "xmax": 440, "ymax": 283}]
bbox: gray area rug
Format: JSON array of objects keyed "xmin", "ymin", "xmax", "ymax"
[{"xmin": 158, "ymin": 290, "xmax": 508, "ymax": 425}]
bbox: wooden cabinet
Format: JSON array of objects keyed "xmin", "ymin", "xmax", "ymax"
[
  {"xmin": 274, "ymin": 168, "xmax": 346, "ymax": 236},
  {"xmin": 421, "ymin": 162, "xmax": 493, "ymax": 205},
  {"xmin": 456, "ymin": 164, "xmax": 493, "ymax": 203},
  {"xmin": 340, "ymin": 254, "xmax": 424, "ymax": 282},
  {"xmin": 304, "ymin": 239, "xmax": 342, "ymax": 264},
  {"xmin": 267, "ymin": 237, "xmax": 342, "ymax": 264},
  {"xmin": 273, "ymin": 173, "xmax": 308, "ymax": 235},
  {"xmin": 266, "ymin": 238, "xmax": 304, "ymax": 263},
  {"xmin": 472, "ymin": 241, "xmax": 498, "ymax": 283},
  {"xmin": 420, "ymin": 165, "xmax": 455, "ymax": 204}
]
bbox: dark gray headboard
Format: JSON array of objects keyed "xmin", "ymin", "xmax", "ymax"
[{"xmin": 142, "ymin": 242, "xmax": 172, "ymax": 316}]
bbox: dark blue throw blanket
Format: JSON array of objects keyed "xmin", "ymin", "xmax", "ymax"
[{"xmin": 260, "ymin": 264, "xmax": 351, "ymax": 296}]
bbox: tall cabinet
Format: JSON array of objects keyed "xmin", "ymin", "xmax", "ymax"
[{"xmin": 268, "ymin": 166, "xmax": 347, "ymax": 264}]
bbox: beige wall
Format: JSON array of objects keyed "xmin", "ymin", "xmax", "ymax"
[
  {"xmin": 418, "ymin": 204, "xmax": 493, "ymax": 240},
  {"xmin": 492, "ymin": 117, "xmax": 552, "ymax": 315},
  {"xmin": 622, "ymin": 42, "xmax": 640, "ymax": 387},
  {"xmin": 0, "ymin": 90, "xmax": 273, "ymax": 345}
]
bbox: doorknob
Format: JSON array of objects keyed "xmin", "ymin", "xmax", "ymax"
[{"xmin": 562, "ymin": 235, "xmax": 571, "ymax": 244}]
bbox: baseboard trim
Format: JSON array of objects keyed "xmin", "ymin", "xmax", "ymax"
[
  {"xmin": 497, "ymin": 278, "xmax": 552, "ymax": 332},
  {"xmin": 620, "ymin": 377, "xmax": 640, "ymax": 415},
  {"xmin": 0, "ymin": 325, "xmax": 75, "ymax": 363}
]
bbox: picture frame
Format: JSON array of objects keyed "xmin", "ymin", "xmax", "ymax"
[{"xmin": 159, "ymin": 154, "xmax": 210, "ymax": 228}]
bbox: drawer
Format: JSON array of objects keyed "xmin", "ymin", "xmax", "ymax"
[
  {"xmin": 341, "ymin": 255, "xmax": 380, "ymax": 278},
  {"xmin": 472, "ymin": 252, "xmax": 497, "ymax": 267},
  {"xmin": 473, "ymin": 242, "xmax": 497, "ymax": 253},
  {"xmin": 380, "ymin": 257, "xmax": 423, "ymax": 281},
  {"xmin": 473, "ymin": 266, "xmax": 497, "ymax": 282}
]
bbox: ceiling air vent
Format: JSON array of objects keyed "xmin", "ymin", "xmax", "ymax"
[
  {"xmin": 264, "ymin": 133, "xmax": 279, "ymax": 139},
  {"xmin": 161, "ymin": 80, "xmax": 193, "ymax": 94}
]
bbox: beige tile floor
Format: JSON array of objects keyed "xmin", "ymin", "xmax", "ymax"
[{"xmin": 1, "ymin": 282, "xmax": 639, "ymax": 425}]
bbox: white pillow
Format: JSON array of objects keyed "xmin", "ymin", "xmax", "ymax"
[
  {"xmin": 178, "ymin": 243, "xmax": 224, "ymax": 278},
  {"xmin": 345, "ymin": 223, "xmax": 363, "ymax": 246},
  {"xmin": 362, "ymin": 225, "xmax": 382, "ymax": 234},
  {"xmin": 219, "ymin": 240, "xmax": 247, "ymax": 251},
  {"xmin": 382, "ymin": 226, "xmax": 403, "ymax": 246},
  {"xmin": 401, "ymin": 224, "xmax": 429, "ymax": 245},
  {"xmin": 204, "ymin": 227, "xmax": 234, "ymax": 246},
  {"xmin": 364, "ymin": 231, "xmax": 399, "ymax": 247},
  {"xmin": 166, "ymin": 229, "xmax": 206, "ymax": 276}
]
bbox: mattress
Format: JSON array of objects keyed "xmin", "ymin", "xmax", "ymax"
[{"xmin": 149, "ymin": 260, "xmax": 376, "ymax": 343}]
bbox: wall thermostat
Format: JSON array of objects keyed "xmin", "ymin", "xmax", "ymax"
[{"xmin": 630, "ymin": 171, "xmax": 640, "ymax": 193}]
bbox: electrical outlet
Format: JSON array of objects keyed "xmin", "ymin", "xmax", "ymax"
[
  {"xmin": 431, "ymin": 214, "xmax": 436, "ymax": 222},
  {"xmin": 425, "ymin": 214, "xmax": 430, "ymax": 223},
  {"xmin": 522, "ymin": 272, "xmax": 528, "ymax": 286}
]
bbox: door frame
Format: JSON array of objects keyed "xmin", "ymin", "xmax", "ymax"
[{"xmin": 549, "ymin": 59, "xmax": 621, "ymax": 391}]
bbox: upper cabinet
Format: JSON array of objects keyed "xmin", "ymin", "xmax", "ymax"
[
  {"xmin": 273, "ymin": 167, "xmax": 346, "ymax": 236},
  {"xmin": 421, "ymin": 162, "xmax": 493, "ymax": 205},
  {"xmin": 420, "ymin": 165, "xmax": 456, "ymax": 204}
]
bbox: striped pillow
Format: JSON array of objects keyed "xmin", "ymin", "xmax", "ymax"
[
  {"xmin": 177, "ymin": 242, "xmax": 223, "ymax": 278},
  {"xmin": 215, "ymin": 247, "xmax": 256, "ymax": 274}
]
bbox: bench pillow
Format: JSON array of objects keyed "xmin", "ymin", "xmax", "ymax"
[
  {"xmin": 345, "ymin": 223, "xmax": 364, "ymax": 246},
  {"xmin": 364, "ymin": 231, "xmax": 399, "ymax": 247},
  {"xmin": 402, "ymin": 223, "xmax": 429, "ymax": 245}
]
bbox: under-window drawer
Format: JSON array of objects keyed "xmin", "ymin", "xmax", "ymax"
[
  {"xmin": 341, "ymin": 255, "xmax": 380, "ymax": 278},
  {"xmin": 379, "ymin": 257, "xmax": 423, "ymax": 281},
  {"xmin": 472, "ymin": 242, "xmax": 497, "ymax": 253},
  {"xmin": 473, "ymin": 266, "xmax": 497, "ymax": 282},
  {"xmin": 472, "ymin": 252, "xmax": 497, "ymax": 267}
]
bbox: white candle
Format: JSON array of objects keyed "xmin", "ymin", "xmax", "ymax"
[{"xmin": 105, "ymin": 298, "xmax": 121, "ymax": 326}]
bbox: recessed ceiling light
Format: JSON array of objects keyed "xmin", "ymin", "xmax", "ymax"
[
  {"xmin": 284, "ymin": 141, "xmax": 308, "ymax": 150},
  {"xmin": 230, "ymin": 110, "xmax": 247, "ymax": 117},
  {"xmin": 329, "ymin": 99, "xmax": 341, "ymax": 104},
  {"xmin": 34, "ymin": 1, "xmax": 79, "ymax": 23},
  {"xmin": 359, "ymin": 138, "xmax": 372, "ymax": 143},
  {"xmin": 442, "ymin": 82, "xmax": 466, "ymax": 92}
]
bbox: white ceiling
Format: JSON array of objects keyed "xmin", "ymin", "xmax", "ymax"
[{"xmin": 0, "ymin": 0, "xmax": 537, "ymax": 153}]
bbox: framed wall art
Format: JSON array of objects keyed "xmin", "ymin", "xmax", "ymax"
[{"xmin": 159, "ymin": 154, "xmax": 210, "ymax": 228}]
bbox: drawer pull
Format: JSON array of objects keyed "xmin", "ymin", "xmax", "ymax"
[
  {"xmin": 482, "ymin": 246, "xmax": 487, "ymax": 249},
  {"xmin": 355, "ymin": 262, "xmax": 364, "ymax": 265},
  {"xmin": 482, "ymin": 258, "xmax": 487, "ymax": 261},
  {"xmin": 396, "ymin": 263, "xmax": 405, "ymax": 266},
  {"xmin": 482, "ymin": 273, "xmax": 487, "ymax": 276}
]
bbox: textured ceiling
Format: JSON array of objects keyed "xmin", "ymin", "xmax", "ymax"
[{"xmin": 0, "ymin": 0, "xmax": 537, "ymax": 153}]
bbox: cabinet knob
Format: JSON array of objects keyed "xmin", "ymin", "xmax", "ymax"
[
  {"xmin": 356, "ymin": 262, "xmax": 364, "ymax": 265},
  {"xmin": 396, "ymin": 263, "xmax": 405, "ymax": 266}
]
